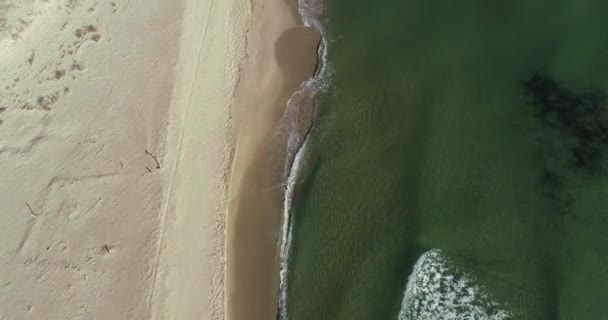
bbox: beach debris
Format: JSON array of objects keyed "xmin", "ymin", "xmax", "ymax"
[
  {"xmin": 101, "ymin": 244, "xmax": 112, "ymax": 255},
  {"xmin": 25, "ymin": 202, "xmax": 39, "ymax": 218},
  {"xmin": 145, "ymin": 149, "xmax": 161, "ymax": 173}
]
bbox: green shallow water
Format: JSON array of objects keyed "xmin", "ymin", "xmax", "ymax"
[{"xmin": 287, "ymin": 1, "xmax": 608, "ymax": 319}]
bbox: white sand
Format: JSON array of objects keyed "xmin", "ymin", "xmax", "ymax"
[{"xmin": 0, "ymin": 0, "xmax": 249, "ymax": 318}]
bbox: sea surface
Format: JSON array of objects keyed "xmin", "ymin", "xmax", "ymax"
[{"xmin": 286, "ymin": 1, "xmax": 608, "ymax": 319}]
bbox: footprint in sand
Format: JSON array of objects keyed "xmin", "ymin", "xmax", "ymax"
[{"xmin": 0, "ymin": 0, "xmax": 55, "ymax": 47}]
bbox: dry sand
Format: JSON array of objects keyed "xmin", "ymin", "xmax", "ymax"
[
  {"xmin": 0, "ymin": 0, "xmax": 182, "ymax": 318},
  {"xmin": 149, "ymin": 0, "xmax": 248, "ymax": 319},
  {"xmin": 0, "ymin": 0, "xmax": 314, "ymax": 318}
]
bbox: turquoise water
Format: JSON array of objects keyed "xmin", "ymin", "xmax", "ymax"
[{"xmin": 286, "ymin": 1, "xmax": 608, "ymax": 319}]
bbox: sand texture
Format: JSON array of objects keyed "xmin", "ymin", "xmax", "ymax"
[
  {"xmin": 0, "ymin": 0, "xmax": 182, "ymax": 318},
  {"xmin": 0, "ymin": 0, "xmax": 245, "ymax": 318}
]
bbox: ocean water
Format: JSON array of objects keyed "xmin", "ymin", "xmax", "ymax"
[{"xmin": 286, "ymin": 1, "xmax": 608, "ymax": 319}]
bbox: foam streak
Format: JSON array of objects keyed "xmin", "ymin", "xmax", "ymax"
[{"xmin": 277, "ymin": 0, "xmax": 330, "ymax": 319}]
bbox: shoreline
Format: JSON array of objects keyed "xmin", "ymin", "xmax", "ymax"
[
  {"xmin": 0, "ymin": 0, "xmax": 321, "ymax": 318},
  {"xmin": 278, "ymin": 1, "xmax": 328, "ymax": 317},
  {"xmin": 225, "ymin": 0, "xmax": 321, "ymax": 319}
]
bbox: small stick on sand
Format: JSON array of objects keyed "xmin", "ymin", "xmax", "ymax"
[
  {"xmin": 145, "ymin": 150, "xmax": 161, "ymax": 172},
  {"xmin": 25, "ymin": 202, "xmax": 38, "ymax": 218}
]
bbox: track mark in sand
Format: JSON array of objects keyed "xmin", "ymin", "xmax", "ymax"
[
  {"xmin": 53, "ymin": 70, "xmax": 66, "ymax": 80},
  {"xmin": 0, "ymin": 281, "xmax": 12, "ymax": 296},
  {"xmin": 14, "ymin": 220, "xmax": 37, "ymax": 255},
  {"xmin": 44, "ymin": 173, "xmax": 123, "ymax": 188},
  {"xmin": 34, "ymin": 92, "xmax": 61, "ymax": 110},
  {"xmin": 0, "ymin": 14, "xmax": 106, "ymax": 159},
  {"xmin": 1, "ymin": 17, "xmax": 103, "ymax": 114},
  {"xmin": 25, "ymin": 202, "xmax": 40, "ymax": 218},
  {"xmin": 27, "ymin": 51, "xmax": 35, "ymax": 65},
  {"xmin": 148, "ymin": 0, "xmax": 217, "ymax": 308},
  {"xmin": 0, "ymin": 109, "xmax": 49, "ymax": 155},
  {"xmin": 43, "ymin": 174, "xmax": 124, "ymax": 223},
  {"xmin": 65, "ymin": 0, "xmax": 80, "ymax": 10},
  {"xmin": 23, "ymin": 255, "xmax": 85, "ymax": 276},
  {"xmin": 74, "ymin": 24, "xmax": 101, "ymax": 42},
  {"xmin": 17, "ymin": 173, "xmax": 125, "ymax": 255},
  {"xmin": 0, "ymin": 0, "xmax": 52, "ymax": 43}
]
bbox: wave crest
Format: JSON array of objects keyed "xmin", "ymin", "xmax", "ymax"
[{"xmin": 398, "ymin": 249, "xmax": 513, "ymax": 320}]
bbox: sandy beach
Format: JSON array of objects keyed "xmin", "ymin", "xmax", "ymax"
[{"xmin": 1, "ymin": 0, "xmax": 316, "ymax": 319}]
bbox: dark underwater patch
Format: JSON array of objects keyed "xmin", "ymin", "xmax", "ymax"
[
  {"xmin": 524, "ymin": 74, "xmax": 608, "ymax": 171},
  {"xmin": 523, "ymin": 73, "xmax": 608, "ymax": 217}
]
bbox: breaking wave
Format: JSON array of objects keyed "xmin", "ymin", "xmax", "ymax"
[
  {"xmin": 277, "ymin": 0, "xmax": 330, "ymax": 319},
  {"xmin": 398, "ymin": 249, "xmax": 513, "ymax": 320}
]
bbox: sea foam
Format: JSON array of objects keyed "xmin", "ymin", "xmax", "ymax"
[
  {"xmin": 277, "ymin": 0, "xmax": 330, "ymax": 319},
  {"xmin": 398, "ymin": 249, "xmax": 513, "ymax": 320}
]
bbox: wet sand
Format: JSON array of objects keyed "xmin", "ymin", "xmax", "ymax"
[{"xmin": 225, "ymin": 0, "xmax": 320, "ymax": 319}]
